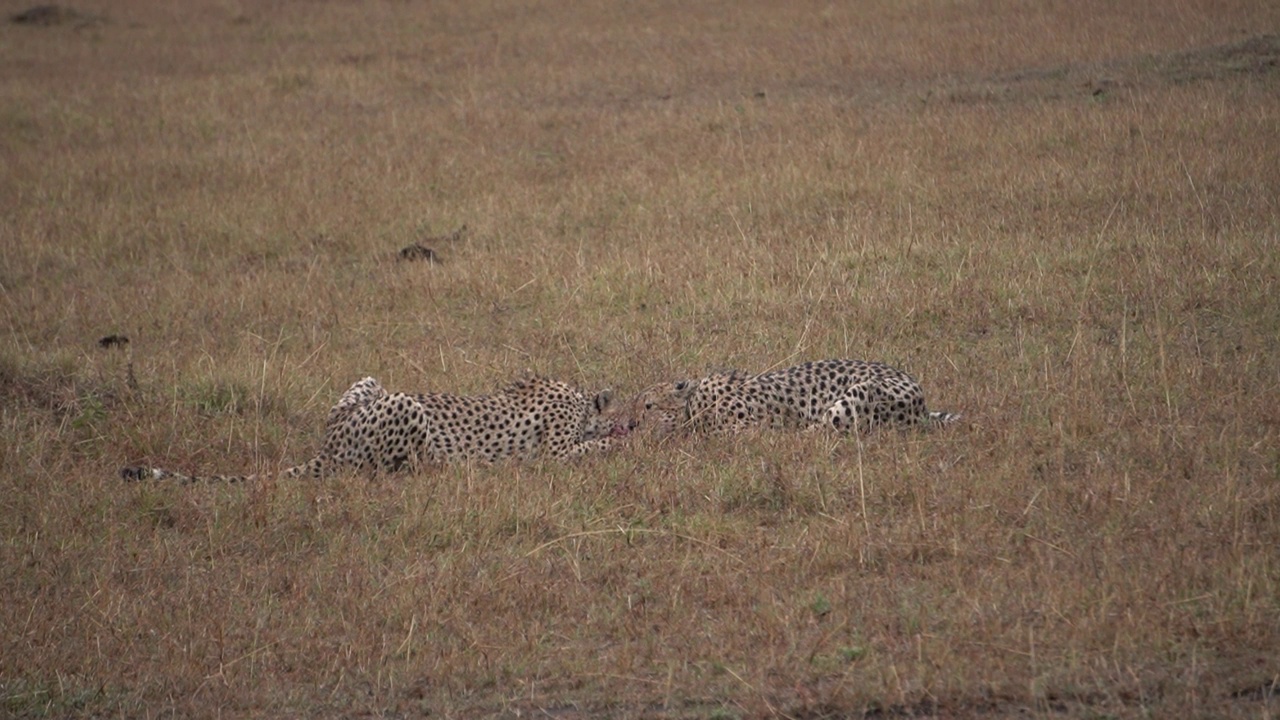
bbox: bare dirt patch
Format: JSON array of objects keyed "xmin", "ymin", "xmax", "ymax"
[
  {"xmin": 8, "ymin": 4, "xmax": 102, "ymax": 28},
  {"xmin": 939, "ymin": 32, "xmax": 1279, "ymax": 104}
]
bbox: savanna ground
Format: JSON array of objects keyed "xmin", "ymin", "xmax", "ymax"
[{"xmin": 2, "ymin": 0, "xmax": 1279, "ymax": 717}]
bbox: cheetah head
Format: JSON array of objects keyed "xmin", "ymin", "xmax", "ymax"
[
  {"xmin": 582, "ymin": 389, "xmax": 636, "ymax": 440},
  {"xmin": 624, "ymin": 379, "xmax": 700, "ymax": 438}
]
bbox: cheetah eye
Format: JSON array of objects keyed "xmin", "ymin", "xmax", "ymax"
[{"xmin": 644, "ymin": 401, "xmax": 654, "ymax": 410}]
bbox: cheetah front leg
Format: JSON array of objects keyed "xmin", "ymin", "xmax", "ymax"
[{"xmin": 556, "ymin": 436, "xmax": 621, "ymax": 459}]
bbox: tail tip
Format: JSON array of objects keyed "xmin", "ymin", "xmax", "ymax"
[{"xmin": 931, "ymin": 411, "xmax": 961, "ymax": 426}]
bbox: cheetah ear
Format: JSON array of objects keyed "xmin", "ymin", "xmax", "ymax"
[
  {"xmin": 506, "ymin": 368, "xmax": 540, "ymax": 392},
  {"xmin": 594, "ymin": 389, "xmax": 615, "ymax": 413}
]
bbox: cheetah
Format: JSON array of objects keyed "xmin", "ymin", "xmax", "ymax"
[
  {"xmin": 121, "ymin": 374, "xmax": 628, "ymax": 484},
  {"xmin": 631, "ymin": 359, "xmax": 958, "ymax": 437}
]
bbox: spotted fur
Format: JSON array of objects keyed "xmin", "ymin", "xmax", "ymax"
[
  {"xmin": 632, "ymin": 359, "xmax": 958, "ymax": 437},
  {"xmin": 121, "ymin": 374, "xmax": 626, "ymax": 484}
]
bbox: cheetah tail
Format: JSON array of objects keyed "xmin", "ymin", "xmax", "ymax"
[
  {"xmin": 119, "ymin": 466, "xmax": 257, "ymax": 485},
  {"xmin": 928, "ymin": 411, "xmax": 961, "ymax": 428}
]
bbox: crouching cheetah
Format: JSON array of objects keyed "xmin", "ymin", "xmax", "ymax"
[
  {"xmin": 631, "ymin": 359, "xmax": 958, "ymax": 437},
  {"xmin": 121, "ymin": 374, "xmax": 629, "ymax": 484}
]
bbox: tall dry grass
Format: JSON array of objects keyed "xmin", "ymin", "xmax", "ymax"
[{"xmin": 2, "ymin": 0, "xmax": 1278, "ymax": 717}]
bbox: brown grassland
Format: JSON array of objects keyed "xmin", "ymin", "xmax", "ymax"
[{"xmin": 3, "ymin": 0, "xmax": 1279, "ymax": 717}]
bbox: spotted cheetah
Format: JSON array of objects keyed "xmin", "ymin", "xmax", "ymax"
[
  {"xmin": 121, "ymin": 374, "xmax": 628, "ymax": 484},
  {"xmin": 631, "ymin": 359, "xmax": 958, "ymax": 437}
]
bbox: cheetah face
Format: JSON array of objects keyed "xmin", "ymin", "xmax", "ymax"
[
  {"xmin": 627, "ymin": 379, "xmax": 699, "ymax": 437},
  {"xmin": 582, "ymin": 389, "xmax": 634, "ymax": 440}
]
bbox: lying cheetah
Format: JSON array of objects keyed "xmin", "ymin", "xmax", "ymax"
[
  {"xmin": 121, "ymin": 374, "xmax": 628, "ymax": 484},
  {"xmin": 632, "ymin": 359, "xmax": 958, "ymax": 437}
]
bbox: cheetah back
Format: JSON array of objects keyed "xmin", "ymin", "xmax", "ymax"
[
  {"xmin": 122, "ymin": 375, "xmax": 622, "ymax": 484},
  {"xmin": 632, "ymin": 359, "xmax": 956, "ymax": 435},
  {"xmin": 324, "ymin": 376, "xmax": 620, "ymax": 472}
]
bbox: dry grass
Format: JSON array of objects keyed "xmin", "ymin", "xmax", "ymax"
[{"xmin": 3, "ymin": 0, "xmax": 1279, "ymax": 717}]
